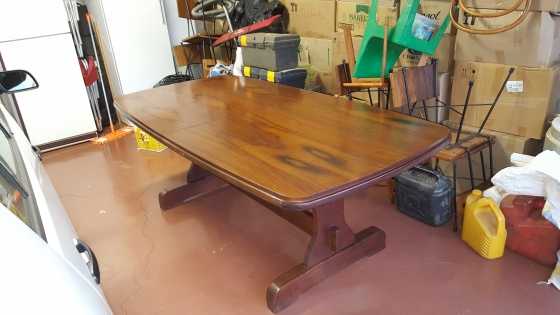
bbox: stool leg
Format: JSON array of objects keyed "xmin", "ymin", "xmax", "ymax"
[
  {"xmin": 368, "ymin": 88, "xmax": 373, "ymax": 106},
  {"xmin": 480, "ymin": 151, "xmax": 486, "ymax": 182},
  {"xmin": 488, "ymin": 144, "xmax": 494, "ymax": 178},
  {"xmin": 467, "ymin": 151, "xmax": 475, "ymax": 190},
  {"xmin": 385, "ymin": 85, "xmax": 391, "ymax": 110},
  {"xmin": 453, "ymin": 162, "xmax": 458, "ymax": 232}
]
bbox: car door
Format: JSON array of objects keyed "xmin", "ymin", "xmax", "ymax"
[
  {"xmin": 0, "ymin": 204, "xmax": 112, "ymax": 314},
  {"xmin": 0, "ymin": 98, "xmax": 106, "ymax": 297}
]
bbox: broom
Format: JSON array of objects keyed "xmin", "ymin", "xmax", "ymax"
[{"xmin": 86, "ymin": 13, "xmax": 133, "ymax": 144}]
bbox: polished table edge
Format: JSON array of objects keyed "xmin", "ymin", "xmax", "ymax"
[{"xmin": 115, "ymin": 104, "xmax": 450, "ymax": 211}]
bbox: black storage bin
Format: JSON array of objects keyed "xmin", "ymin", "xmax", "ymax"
[
  {"xmin": 242, "ymin": 66, "xmax": 307, "ymax": 89},
  {"xmin": 394, "ymin": 166, "xmax": 453, "ymax": 226}
]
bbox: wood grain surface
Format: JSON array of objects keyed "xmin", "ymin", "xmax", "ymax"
[{"xmin": 115, "ymin": 76, "xmax": 449, "ymax": 210}]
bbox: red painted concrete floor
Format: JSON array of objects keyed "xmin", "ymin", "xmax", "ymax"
[{"xmin": 43, "ymin": 134, "xmax": 559, "ymax": 315}]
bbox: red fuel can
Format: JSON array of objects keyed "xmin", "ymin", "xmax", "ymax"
[{"xmin": 501, "ymin": 195, "xmax": 560, "ymax": 266}]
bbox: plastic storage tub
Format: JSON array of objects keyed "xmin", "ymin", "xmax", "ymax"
[
  {"xmin": 239, "ymin": 33, "xmax": 300, "ymax": 71},
  {"xmin": 242, "ymin": 66, "xmax": 307, "ymax": 89},
  {"xmin": 501, "ymin": 195, "xmax": 560, "ymax": 266},
  {"xmin": 394, "ymin": 166, "xmax": 453, "ymax": 226}
]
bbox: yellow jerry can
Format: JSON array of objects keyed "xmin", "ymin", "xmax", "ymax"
[{"xmin": 462, "ymin": 190, "xmax": 507, "ymax": 259}]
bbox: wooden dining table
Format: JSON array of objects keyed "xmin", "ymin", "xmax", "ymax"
[{"xmin": 115, "ymin": 76, "xmax": 450, "ymax": 312}]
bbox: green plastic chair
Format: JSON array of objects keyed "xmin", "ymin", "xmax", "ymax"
[{"xmin": 354, "ymin": 0, "xmax": 451, "ymax": 78}]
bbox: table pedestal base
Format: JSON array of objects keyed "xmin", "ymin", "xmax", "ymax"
[
  {"xmin": 266, "ymin": 201, "xmax": 385, "ymax": 312},
  {"xmin": 158, "ymin": 164, "xmax": 228, "ymax": 210},
  {"xmin": 159, "ymin": 164, "xmax": 386, "ymax": 313}
]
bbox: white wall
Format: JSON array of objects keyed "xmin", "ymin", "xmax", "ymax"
[
  {"xmin": 85, "ymin": 0, "xmax": 123, "ymax": 96},
  {"xmin": 163, "ymin": 0, "xmax": 196, "ymax": 46},
  {"xmin": 85, "ymin": 0, "xmax": 175, "ymax": 95}
]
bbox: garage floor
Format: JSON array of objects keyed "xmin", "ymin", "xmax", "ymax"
[{"xmin": 43, "ymin": 134, "xmax": 559, "ymax": 315}]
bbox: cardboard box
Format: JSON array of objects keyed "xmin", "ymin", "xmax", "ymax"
[
  {"xmin": 298, "ymin": 37, "xmax": 337, "ymax": 93},
  {"xmin": 202, "ymin": 59, "xmax": 216, "ymax": 78},
  {"xmin": 399, "ymin": 34, "xmax": 454, "ymax": 73},
  {"xmin": 336, "ymin": 0, "xmax": 397, "ymax": 36},
  {"xmin": 281, "ymin": 0, "xmax": 336, "ymax": 38},
  {"xmin": 337, "ymin": 0, "xmax": 371, "ymax": 36},
  {"xmin": 455, "ymin": 11, "xmax": 560, "ymax": 67},
  {"xmin": 439, "ymin": 122, "xmax": 543, "ymax": 194},
  {"xmin": 194, "ymin": 19, "xmax": 226, "ymax": 36},
  {"xmin": 173, "ymin": 44, "xmax": 209, "ymax": 66},
  {"xmin": 177, "ymin": 0, "xmax": 198, "ymax": 19},
  {"xmin": 298, "ymin": 37, "xmax": 334, "ymax": 73},
  {"xmin": 450, "ymin": 62, "xmax": 560, "ymax": 139},
  {"xmin": 401, "ymin": 0, "xmax": 452, "ymax": 34},
  {"xmin": 460, "ymin": 0, "xmax": 560, "ymax": 12}
]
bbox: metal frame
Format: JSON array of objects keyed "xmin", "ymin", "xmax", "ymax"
[{"xmin": 396, "ymin": 61, "xmax": 514, "ymax": 231}]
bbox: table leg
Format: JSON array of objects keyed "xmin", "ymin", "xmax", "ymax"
[
  {"xmin": 158, "ymin": 164, "xmax": 228, "ymax": 210},
  {"xmin": 266, "ymin": 200, "xmax": 385, "ymax": 312}
]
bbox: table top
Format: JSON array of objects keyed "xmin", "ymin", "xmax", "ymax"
[{"xmin": 115, "ymin": 76, "xmax": 449, "ymax": 210}]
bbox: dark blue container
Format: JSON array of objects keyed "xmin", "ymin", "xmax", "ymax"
[{"xmin": 394, "ymin": 166, "xmax": 453, "ymax": 226}]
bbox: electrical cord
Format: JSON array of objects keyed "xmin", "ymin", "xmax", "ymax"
[{"xmin": 449, "ymin": 0, "xmax": 533, "ymax": 34}]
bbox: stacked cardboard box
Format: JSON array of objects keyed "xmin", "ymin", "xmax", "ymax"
[
  {"xmin": 438, "ymin": 122, "xmax": 543, "ymax": 193},
  {"xmin": 447, "ymin": 1, "xmax": 560, "ymax": 184},
  {"xmin": 460, "ymin": 0, "xmax": 560, "ymax": 16},
  {"xmin": 454, "ymin": 9, "xmax": 560, "ymax": 67},
  {"xmin": 285, "ymin": 0, "xmax": 454, "ymax": 97},
  {"xmin": 280, "ymin": 0, "xmax": 400, "ymax": 96},
  {"xmin": 280, "ymin": 0, "xmax": 336, "ymax": 92}
]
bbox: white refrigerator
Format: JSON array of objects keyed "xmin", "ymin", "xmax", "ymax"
[
  {"xmin": 86, "ymin": 0, "xmax": 176, "ymax": 96},
  {"xmin": 0, "ymin": 0, "xmax": 98, "ymax": 150}
]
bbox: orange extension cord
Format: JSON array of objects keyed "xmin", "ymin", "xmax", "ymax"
[{"xmin": 449, "ymin": 0, "xmax": 533, "ymax": 34}]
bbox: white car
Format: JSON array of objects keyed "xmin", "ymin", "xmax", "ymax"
[{"xmin": 0, "ymin": 70, "xmax": 112, "ymax": 314}]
